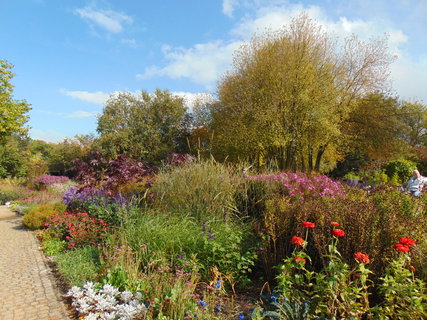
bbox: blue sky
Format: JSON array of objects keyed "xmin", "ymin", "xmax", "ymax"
[{"xmin": 1, "ymin": 0, "xmax": 426, "ymax": 142}]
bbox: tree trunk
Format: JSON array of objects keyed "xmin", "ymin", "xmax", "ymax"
[{"xmin": 315, "ymin": 145, "xmax": 326, "ymax": 172}]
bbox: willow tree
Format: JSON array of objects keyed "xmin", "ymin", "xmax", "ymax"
[{"xmin": 212, "ymin": 14, "xmax": 394, "ymax": 171}]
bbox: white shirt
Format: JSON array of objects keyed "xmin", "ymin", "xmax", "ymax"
[{"xmin": 407, "ymin": 176, "xmax": 426, "ymax": 192}]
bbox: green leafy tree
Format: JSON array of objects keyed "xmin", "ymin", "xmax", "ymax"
[
  {"xmin": 212, "ymin": 14, "xmax": 394, "ymax": 171},
  {"xmin": 345, "ymin": 92, "xmax": 409, "ymax": 161},
  {"xmin": 97, "ymin": 89, "xmax": 189, "ymax": 163},
  {"xmin": 0, "ymin": 134, "xmax": 28, "ymax": 178},
  {"xmin": 0, "ymin": 60, "xmax": 31, "ymax": 143},
  {"xmin": 48, "ymin": 135, "xmax": 95, "ymax": 175}
]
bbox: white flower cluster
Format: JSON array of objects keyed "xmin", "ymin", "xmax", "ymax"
[{"xmin": 66, "ymin": 282, "xmax": 146, "ymax": 320}]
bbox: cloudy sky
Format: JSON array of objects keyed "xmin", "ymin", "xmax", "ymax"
[{"xmin": 1, "ymin": 0, "xmax": 426, "ymax": 142}]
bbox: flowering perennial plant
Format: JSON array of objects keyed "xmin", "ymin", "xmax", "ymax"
[
  {"xmin": 44, "ymin": 211, "xmax": 108, "ymax": 249},
  {"xmin": 32, "ymin": 175, "xmax": 70, "ymax": 190},
  {"xmin": 246, "ymin": 172, "xmax": 345, "ymax": 200},
  {"xmin": 66, "ymin": 282, "xmax": 146, "ymax": 320}
]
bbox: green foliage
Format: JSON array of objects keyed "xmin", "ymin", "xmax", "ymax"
[
  {"xmin": 152, "ymin": 160, "xmax": 237, "ymax": 221},
  {"xmin": 0, "ymin": 134, "xmax": 28, "ymax": 178},
  {"xmin": 97, "ymin": 89, "xmax": 189, "ymax": 163},
  {"xmin": 0, "ymin": 182, "xmax": 31, "ymax": 204},
  {"xmin": 55, "ymin": 246, "xmax": 101, "ymax": 286},
  {"xmin": 383, "ymin": 159, "xmax": 417, "ymax": 184},
  {"xmin": 23, "ymin": 201, "xmax": 66, "ymax": 229},
  {"xmin": 41, "ymin": 238, "xmax": 67, "ymax": 256},
  {"xmin": 113, "ymin": 210, "xmax": 257, "ymax": 287},
  {"xmin": 259, "ymin": 300, "xmax": 311, "ymax": 320},
  {"xmin": 275, "ymin": 236, "xmax": 371, "ymax": 319},
  {"xmin": 346, "ymin": 92, "xmax": 409, "ymax": 161},
  {"xmin": 374, "ymin": 255, "xmax": 427, "ymax": 319},
  {"xmin": 213, "ymin": 14, "xmax": 393, "ymax": 171},
  {"xmin": 0, "ymin": 60, "xmax": 31, "ymax": 143}
]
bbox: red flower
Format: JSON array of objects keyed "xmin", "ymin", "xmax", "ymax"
[
  {"xmin": 409, "ymin": 265, "xmax": 416, "ymax": 271},
  {"xmin": 294, "ymin": 256, "xmax": 306, "ymax": 264},
  {"xmin": 354, "ymin": 252, "xmax": 370, "ymax": 264},
  {"xmin": 399, "ymin": 237, "xmax": 416, "ymax": 247},
  {"xmin": 291, "ymin": 236, "xmax": 305, "ymax": 246},
  {"xmin": 332, "ymin": 229, "xmax": 345, "ymax": 237},
  {"xmin": 394, "ymin": 243, "xmax": 410, "ymax": 252},
  {"xmin": 353, "ymin": 273, "xmax": 361, "ymax": 279},
  {"xmin": 302, "ymin": 221, "xmax": 315, "ymax": 228},
  {"xmin": 330, "ymin": 221, "xmax": 340, "ymax": 226}
]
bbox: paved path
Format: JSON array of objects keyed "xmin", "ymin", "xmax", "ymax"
[{"xmin": 0, "ymin": 206, "xmax": 69, "ymax": 320}]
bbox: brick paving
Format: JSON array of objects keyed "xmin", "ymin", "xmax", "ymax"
[{"xmin": 0, "ymin": 206, "xmax": 69, "ymax": 320}]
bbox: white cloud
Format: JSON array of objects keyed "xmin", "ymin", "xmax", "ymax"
[
  {"xmin": 60, "ymin": 89, "xmax": 110, "ymax": 105},
  {"xmin": 391, "ymin": 53, "xmax": 427, "ymax": 103},
  {"xmin": 121, "ymin": 38, "xmax": 137, "ymax": 47},
  {"xmin": 172, "ymin": 92, "xmax": 216, "ymax": 111},
  {"xmin": 223, "ymin": 0, "xmax": 239, "ymax": 18},
  {"xmin": 65, "ymin": 111, "xmax": 99, "ymax": 118},
  {"xmin": 30, "ymin": 128, "xmax": 67, "ymax": 143},
  {"xmin": 137, "ymin": 40, "xmax": 243, "ymax": 87},
  {"xmin": 136, "ymin": 1, "xmax": 426, "ymax": 102},
  {"xmin": 75, "ymin": 6, "xmax": 132, "ymax": 33}
]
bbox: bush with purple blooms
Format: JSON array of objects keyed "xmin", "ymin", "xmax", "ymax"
[
  {"xmin": 63, "ymin": 186, "xmax": 132, "ymax": 225},
  {"xmin": 246, "ymin": 172, "xmax": 345, "ymax": 200},
  {"xmin": 31, "ymin": 174, "xmax": 70, "ymax": 190}
]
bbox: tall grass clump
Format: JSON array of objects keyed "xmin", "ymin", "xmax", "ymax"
[
  {"xmin": 107, "ymin": 210, "xmax": 258, "ymax": 287},
  {"xmin": 151, "ymin": 160, "xmax": 237, "ymax": 220}
]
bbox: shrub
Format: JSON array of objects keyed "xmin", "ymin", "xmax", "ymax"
[
  {"xmin": 41, "ymin": 238, "xmax": 67, "ymax": 256},
  {"xmin": 383, "ymin": 159, "xmax": 417, "ymax": 184},
  {"xmin": 252, "ymin": 188, "xmax": 427, "ymax": 283},
  {"xmin": 151, "ymin": 161, "xmax": 237, "ymax": 220},
  {"xmin": 55, "ymin": 246, "xmax": 101, "ymax": 286},
  {"xmin": 31, "ymin": 174, "xmax": 70, "ymax": 191},
  {"xmin": 71, "ymin": 151, "xmax": 154, "ymax": 193},
  {"xmin": 44, "ymin": 211, "xmax": 109, "ymax": 249},
  {"xmin": 63, "ymin": 186, "xmax": 132, "ymax": 226},
  {"xmin": 0, "ymin": 182, "xmax": 32, "ymax": 204},
  {"xmin": 23, "ymin": 202, "xmax": 66, "ymax": 229},
  {"xmin": 66, "ymin": 282, "xmax": 147, "ymax": 319},
  {"xmin": 236, "ymin": 172, "xmax": 345, "ymax": 219}
]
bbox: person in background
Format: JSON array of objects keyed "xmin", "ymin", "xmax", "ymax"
[{"xmin": 406, "ymin": 170, "xmax": 426, "ymax": 197}]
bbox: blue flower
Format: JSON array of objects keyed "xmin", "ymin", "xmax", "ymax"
[
  {"xmin": 197, "ymin": 299, "xmax": 208, "ymax": 308},
  {"xmin": 214, "ymin": 304, "xmax": 221, "ymax": 313},
  {"xmin": 238, "ymin": 313, "xmax": 245, "ymax": 320},
  {"xmin": 270, "ymin": 295, "xmax": 277, "ymax": 303},
  {"xmin": 215, "ymin": 279, "xmax": 221, "ymax": 289}
]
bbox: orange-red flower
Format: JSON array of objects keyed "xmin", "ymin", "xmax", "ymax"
[
  {"xmin": 330, "ymin": 221, "xmax": 340, "ymax": 226},
  {"xmin": 302, "ymin": 221, "xmax": 315, "ymax": 228},
  {"xmin": 332, "ymin": 229, "xmax": 345, "ymax": 237},
  {"xmin": 409, "ymin": 265, "xmax": 416, "ymax": 271},
  {"xmin": 354, "ymin": 252, "xmax": 370, "ymax": 264},
  {"xmin": 399, "ymin": 237, "xmax": 416, "ymax": 247},
  {"xmin": 291, "ymin": 236, "xmax": 305, "ymax": 246},
  {"xmin": 294, "ymin": 256, "xmax": 306, "ymax": 264},
  {"xmin": 394, "ymin": 243, "xmax": 410, "ymax": 252}
]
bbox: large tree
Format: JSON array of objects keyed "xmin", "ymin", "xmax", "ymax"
[
  {"xmin": 0, "ymin": 60, "xmax": 31, "ymax": 143},
  {"xmin": 96, "ymin": 89, "xmax": 189, "ymax": 163},
  {"xmin": 344, "ymin": 92, "xmax": 409, "ymax": 161},
  {"xmin": 212, "ymin": 14, "xmax": 394, "ymax": 171}
]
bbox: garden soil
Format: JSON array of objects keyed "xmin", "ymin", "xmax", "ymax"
[{"xmin": 0, "ymin": 205, "xmax": 69, "ymax": 319}]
